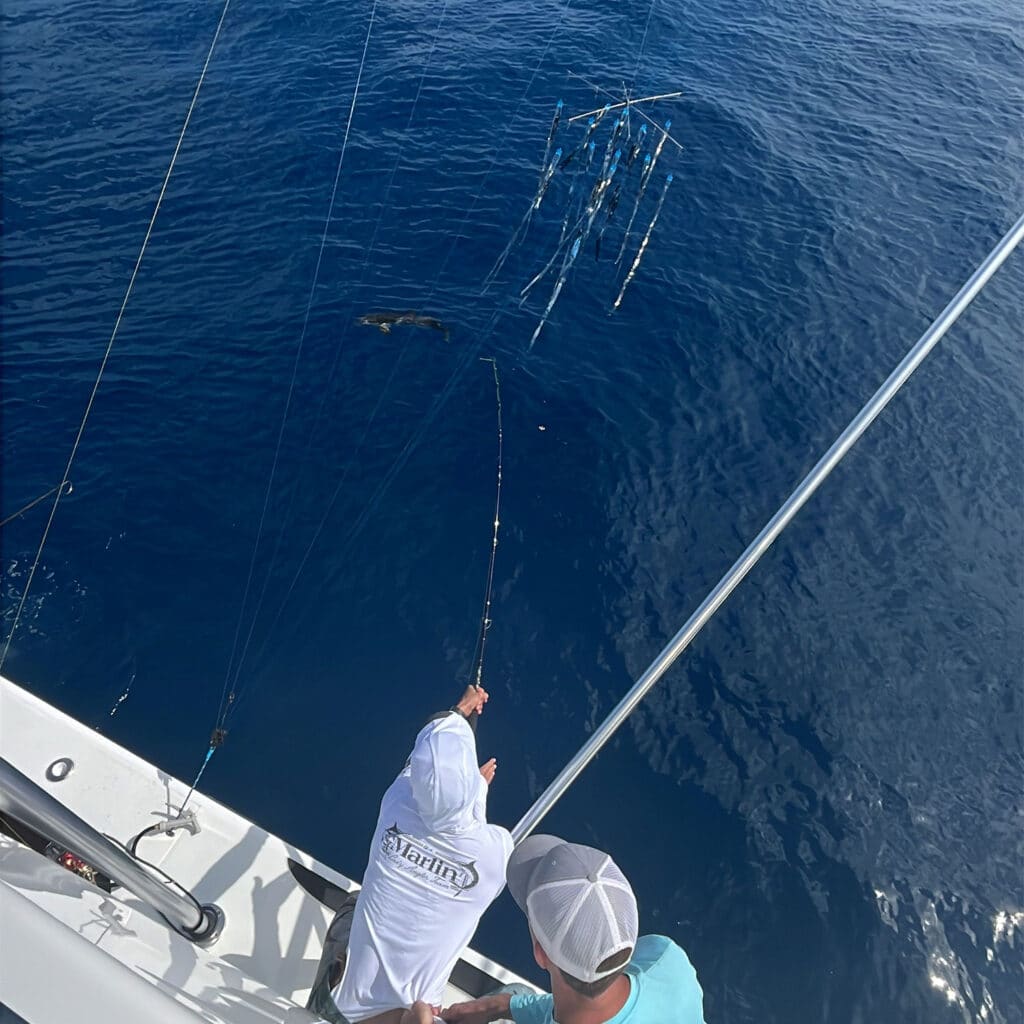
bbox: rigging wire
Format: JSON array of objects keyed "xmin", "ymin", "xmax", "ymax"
[
  {"xmin": 633, "ymin": 0, "xmax": 658, "ymax": 86},
  {"xmin": 0, "ymin": 0, "xmax": 233, "ymax": 675},
  {"xmin": 226, "ymin": 0, "xmax": 580, "ymax": 706},
  {"xmin": 226, "ymin": 4, "xmax": 454, "ymax": 712},
  {"xmin": 227, "ymin": 343, "xmax": 416, "ymax": 710},
  {"xmin": 198, "ymin": 0, "xmax": 381, "ymax": 792},
  {"xmin": 196, "ymin": 0, "xmax": 580, "ymax": 770},
  {"xmin": 427, "ymin": 0, "xmax": 577, "ymax": 293},
  {"xmin": 470, "ymin": 359, "xmax": 504, "ymax": 688},
  {"xmin": 0, "ymin": 482, "xmax": 73, "ymax": 530},
  {"xmin": 300, "ymin": 0, "xmax": 579, "ymax": 555}
]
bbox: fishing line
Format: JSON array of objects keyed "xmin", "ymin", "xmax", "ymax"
[
  {"xmin": 208, "ymin": 3, "xmax": 576, "ymax": 739},
  {"xmin": 0, "ymin": 0, "xmax": 233, "ymax": 675},
  {"xmin": 354, "ymin": 0, "xmax": 451, "ymax": 285},
  {"xmin": 200, "ymin": 0, "xmax": 381, "ymax": 781},
  {"xmin": 0, "ymin": 482, "xmax": 73, "ymax": 530},
  {"xmin": 222, "ymin": 0, "xmax": 450, "ymax": 706},
  {"xmin": 426, "ymin": 0, "xmax": 577, "ymax": 295},
  {"xmin": 521, "ymin": 209, "xmax": 590, "ymax": 301},
  {"xmin": 254, "ymin": 0, "xmax": 580, "ymax": 656},
  {"xmin": 229, "ymin": 342, "xmax": 415, "ymax": 705},
  {"xmin": 299, "ymin": 0, "xmax": 452, "ymax": 464},
  {"xmin": 633, "ymin": 0, "xmax": 657, "ymax": 85},
  {"xmin": 227, "ymin": 306, "xmax": 509, "ymax": 723}
]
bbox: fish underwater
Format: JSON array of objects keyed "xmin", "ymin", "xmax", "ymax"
[{"xmin": 356, "ymin": 311, "xmax": 451, "ymax": 343}]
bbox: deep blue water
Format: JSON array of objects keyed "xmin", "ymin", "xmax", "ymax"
[{"xmin": 2, "ymin": 0, "xmax": 1022, "ymax": 1020}]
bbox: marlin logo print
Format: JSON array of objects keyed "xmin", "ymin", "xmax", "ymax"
[{"xmin": 382, "ymin": 825, "xmax": 480, "ymax": 893}]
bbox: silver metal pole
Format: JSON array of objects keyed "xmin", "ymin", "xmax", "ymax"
[
  {"xmin": 512, "ymin": 213, "xmax": 1024, "ymax": 844},
  {"xmin": 0, "ymin": 757, "xmax": 224, "ymax": 945}
]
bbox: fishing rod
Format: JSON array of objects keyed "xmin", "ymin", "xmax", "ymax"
[
  {"xmin": 511, "ymin": 211, "xmax": 1024, "ymax": 843},
  {"xmin": 469, "ymin": 359, "xmax": 505, "ymax": 690}
]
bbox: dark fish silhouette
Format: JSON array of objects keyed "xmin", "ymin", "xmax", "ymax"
[{"xmin": 356, "ymin": 311, "xmax": 451, "ymax": 343}]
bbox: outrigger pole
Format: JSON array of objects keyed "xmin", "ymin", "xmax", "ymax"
[{"xmin": 512, "ymin": 212, "xmax": 1024, "ymax": 845}]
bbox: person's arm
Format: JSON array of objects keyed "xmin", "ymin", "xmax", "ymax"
[
  {"xmin": 443, "ymin": 991, "xmax": 551, "ymax": 1024},
  {"xmin": 423, "ymin": 684, "xmax": 489, "ymax": 734},
  {"xmin": 440, "ymin": 993, "xmax": 511, "ymax": 1023}
]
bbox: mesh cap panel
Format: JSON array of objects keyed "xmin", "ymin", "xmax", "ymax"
[{"xmin": 519, "ymin": 841, "xmax": 639, "ymax": 983}]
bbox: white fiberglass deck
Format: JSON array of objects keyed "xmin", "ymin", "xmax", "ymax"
[{"xmin": 0, "ymin": 676, "xmax": 529, "ymax": 1023}]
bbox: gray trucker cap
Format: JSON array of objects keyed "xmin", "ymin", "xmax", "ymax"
[{"xmin": 507, "ymin": 834, "xmax": 639, "ymax": 983}]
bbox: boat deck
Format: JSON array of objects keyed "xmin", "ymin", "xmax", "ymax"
[{"xmin": 0, "ymin": 676, "xmax": 530, "ymax": 1023}]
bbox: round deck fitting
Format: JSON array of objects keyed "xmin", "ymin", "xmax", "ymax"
[
  {"xmin": 190, "ymin": 903, "xmax": 225, "ymax": 947},
  {"xmin": 45, "ymin": 757, "xmax": 74, "ymax": 782}
]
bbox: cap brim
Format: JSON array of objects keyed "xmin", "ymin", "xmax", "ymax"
[{"xmin": 506, "ymin": 834, "xmax": 566, "ymax": 914}]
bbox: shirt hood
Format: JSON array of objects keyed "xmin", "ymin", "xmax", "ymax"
[{"xmin": 409, "ymin": 714, "xmax": 488, "ymax": 835}]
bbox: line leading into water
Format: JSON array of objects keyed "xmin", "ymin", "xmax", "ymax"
[{"xmin": 0, "ymin": 0, "xmax": 233, "ymax": 674}]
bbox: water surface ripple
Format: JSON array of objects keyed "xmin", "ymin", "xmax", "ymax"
[{"xmin": 2, "ymin": 1, "xmax": 1022, "ymax": 1021}]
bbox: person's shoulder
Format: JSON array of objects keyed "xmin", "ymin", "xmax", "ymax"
[
  {"xmin": 510, "ymin": 990, "xmax": 554, "ymax": 1024},
  {"xmin": 631, "ymin": 935, "xmax": 705, "ymax": 1021},
  {"xmin": 631, "ymin": 936, "xmax": 700, "ymax": 984},
  {"xmin": 479, "ymin": 823, "xmax": 514, "ymax": 860}
]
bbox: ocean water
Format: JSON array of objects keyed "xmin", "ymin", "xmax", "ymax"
[{"xmin": 2, "ymin": 0, "xmax": 1022, "ymax": 1021}]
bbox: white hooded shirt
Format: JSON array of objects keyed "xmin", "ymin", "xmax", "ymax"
[{"xmin": 334, "ymin": 714, "xmax": 513, "ymax": 1021}]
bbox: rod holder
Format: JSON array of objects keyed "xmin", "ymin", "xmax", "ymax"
[{"xmin": 0, "ymin": 756, "xmax": 225, "ymax": 946}]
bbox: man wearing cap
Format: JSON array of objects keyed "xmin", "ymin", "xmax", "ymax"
[{"xmin": 441, "ymin": 835, "xmax": 705, "ymax": 1023}]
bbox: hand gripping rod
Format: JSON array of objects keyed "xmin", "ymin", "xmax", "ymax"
[{"xmin": 512, "ymin": 212, "xmax": 1024, "ymax": 844}]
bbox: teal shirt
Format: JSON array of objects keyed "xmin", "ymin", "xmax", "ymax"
[{"xmin": 509, "ymin": 935, "xmax": 705, "ymax": 1024}]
